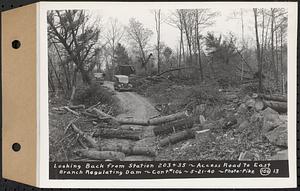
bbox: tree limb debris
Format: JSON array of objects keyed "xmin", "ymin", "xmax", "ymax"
[
  {"xmin": 63, "ymin": 106, "xmax": 80, "ymax": 116},
  {"xmin": 69, "ymin": 123, "xmax": 99, "ymax": 149}
]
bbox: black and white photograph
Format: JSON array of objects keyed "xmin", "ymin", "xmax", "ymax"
[{"xmin": 47, "ymin": 6, "xmax": 289, "ymax": 164}]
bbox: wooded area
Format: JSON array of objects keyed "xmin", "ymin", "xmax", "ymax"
[
  {"xmin": 48, "ymin": 8, "xmax": 287, "ymax": 99},
  {"xmin": 48, "ymin": 8, "xmax": 288, "ymax": 162}
]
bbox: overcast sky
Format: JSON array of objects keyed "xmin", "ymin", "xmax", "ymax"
[{"xmin": 89, "ymin": 8, "xmax": 257, "ymax": 50}]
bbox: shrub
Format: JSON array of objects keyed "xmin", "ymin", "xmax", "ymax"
[{"xmin": 73, "ymin": 83, "xmax": 115, "ymax": 108}]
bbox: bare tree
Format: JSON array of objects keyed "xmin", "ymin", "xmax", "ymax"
[
  {"xmin": 48, "ymin": 10, "xmax": 101, "ymax": 100},
  {"xmin": 104, "ymin": 18, "xmax": 125, "ymax": 76},
  {"xmin": 166, "ymin": 10, "xmax": 186, "ymax": 70},
  {"xmin": 193, "ymin": 9, "xmax": 218, "ymax": 81},
  {"xmin": 253, "ymin": 8, "xmax": 262, "ymax": 93},
  {"xmin": 154, "ymin": 9, "xmax": 162, "ymax": 73},
  {"xmin": 126, "ymin": 18, "xmax": 153, "ymax": 72}
]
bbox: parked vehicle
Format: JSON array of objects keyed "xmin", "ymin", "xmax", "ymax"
[{"xmin": 113, "ymin": 75, "xmax": 133, "ymax": 91}]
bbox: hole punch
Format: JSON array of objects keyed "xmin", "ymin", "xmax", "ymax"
[
  {"xmin": 12, "ymin": 40, "xmax": 21, "ymax": 49},
  {"xmin": 12, "ymin": 143, "xmax": 21, "ymax": 152}
]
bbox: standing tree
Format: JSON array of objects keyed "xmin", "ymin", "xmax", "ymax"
[
  {"xmin": 126, "ymin": 18, "xmax": 153, "ymax": 72},
  {"xmin": 48, "ymin": 10, "xmax": 100, "ymax": 100},
  {"xmin": 113, "ymin": 43, "xmax": 131, "ymax": 66},
  {"xmin": 166, "ymin": 10, "xmax": 186, "ymax": 69},
  {"xmin": 154, "ymin": 9, "xmax": 162, "ymax": 73},
  {"xmin": 104, "ymin": 18, "xmax": 125, "ymax": 76},
  {"xmin": 253, "ymin": 8, "xmax": 262, "ymax": 92},
  {"xmin": 193, "ymin": 9, "xmax": 219, "ymax": 81}
]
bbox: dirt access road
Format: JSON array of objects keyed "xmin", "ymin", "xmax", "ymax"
[{"xmin": 102, "ymin": 81, "xmax": 159, "ymax": 160}]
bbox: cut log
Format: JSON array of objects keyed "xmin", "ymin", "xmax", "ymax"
[
  {"xmin": 116, "ymin": 118, "xmax": 149, "ymax": 126},
  {"xmin": 159, "ymin": 129, "xmax": 195, "ymax": 147},
  {"xmin": 153, "ymin": 118, "xmax": 194, "ymax": 136},
  {"xmin": 100, "ymin": 144, "xmax": 157, "ymax": 157},
  {"xmin": 93, "ymin": 128, "xmax": 142, "ymax": 140},
  {"xmin": 71, "ymin": 124, "xmax": 99, "ymax": 149},
  {"xmin": 130, "ymin": 146, "xmax": 157, "ymax": 157},
  {"xmin": 263, "ymin": 101, "xmax": 287, "ymax": 113},
  {"xmin": 259, "ymin": 94, "xmax": 287, "ymax": 102},
  {"xmin": 74, "ymin": 149, "xmax": 125, "ymax": 161},
  {"xmin": 149, "ymin": 111, "xmax": 189, "ymax": 125}
]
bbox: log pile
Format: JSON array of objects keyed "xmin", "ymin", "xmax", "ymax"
[{"xmin": 60, "ymin": 102, "xmax": 193, "ymax": 161}]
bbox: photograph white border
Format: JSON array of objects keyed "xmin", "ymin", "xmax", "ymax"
[{"xmin": 38, "ymin": 1, "xmax": 297, "ymax": 188}]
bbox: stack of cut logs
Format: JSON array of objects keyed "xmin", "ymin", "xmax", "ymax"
[{"xmin": 61, "ymin": 103, "xmax": 206, "ymax": 161}]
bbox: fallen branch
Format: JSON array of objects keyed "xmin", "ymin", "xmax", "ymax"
[
  {"xmin": 70, "ymin": 123, "xmax": 99, "ymax": 149},
  {"xmin": 63, "ymin": 106, "xmax": 80, "ymax": 116},
  {"xmin": 93, "ymin": 108, "xmax": 116, "ymax": 120},
  {"xmin": 86, "ymin": 101, "xmax": 102, "ymax": 112}
]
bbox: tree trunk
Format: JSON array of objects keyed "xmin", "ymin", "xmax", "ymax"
[
  {"xmin": 271, "ymin": 9, "xmax": 279, "ymax": 86},
  {"xmin": 195, "ymin": 10, "xmax": 203, "ymax": 81},
  {"xmin": 49, "ymin": 56, "xmax": 64, "ymax": 91},
  {"xmin": 155, "ymin": 10, "xmax": 161, "ymax": 74},
  {"xmin": 253, "ymin": 8, "xmax": 262, "ymax": 93},
  {"xmin": 48, "ymin": 73, "xmax": 56, "ymax": 92},
  {"xmin": 280, "ymin": 26, "xmax": 284, "ymax": 94},
  {"xmin": 182, "ymin": 12, "xmax": 193, "ymax": 64},
  {"xmin": 52, "ymin": 41, "xmax": 71, "ymax": 90}
]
